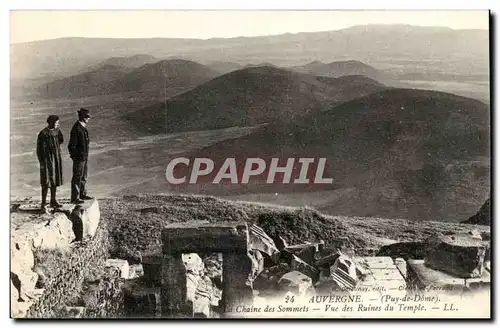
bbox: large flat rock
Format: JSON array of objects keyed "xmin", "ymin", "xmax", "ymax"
[
  {"xmin": 162, "ymin": 221, "xmax": 248, "ymax": 254},
  {"xmin": 425, "ymin": 233, "xmax": 486, "ymax": 278},
  {"xmin": 11, "ymin": 198, "xmax": 100, "ymax": 242},
  {"xmin": 407, "ymin": 259, "xmax": 465, "ymax": 294}
]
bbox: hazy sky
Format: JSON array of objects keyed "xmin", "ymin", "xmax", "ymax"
[{"xmin": 10, "ymin": 10, "xmax": 489, "ymax": 44}]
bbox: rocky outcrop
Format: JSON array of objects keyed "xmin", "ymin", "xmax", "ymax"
[{"xmin": 10, "ymin": 199, "xmax": 102, "ymax": 318}]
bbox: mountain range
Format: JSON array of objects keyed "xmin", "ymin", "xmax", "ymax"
[
  {"xmin": 125, "ymin": 65, "xmax": 388, "ymax": 134},
  {"xmin": 171, "ymin": 88, "xmax": 490, "ymax": 222},
  {"xmin": 289, "ymin": 60, "xmax": 388, "ymax": 81},
  {"xmin": 36, "ymin": 59, "xmax": 221, "ymax": 99},
  {"xmin": 11, "ymin": 24, "xmax": 488, "ymax": 81}
]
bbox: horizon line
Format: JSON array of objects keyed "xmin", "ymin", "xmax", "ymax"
[{"xmin": 10, "ymin": 23, "xmax": 489, "ymax": 45}]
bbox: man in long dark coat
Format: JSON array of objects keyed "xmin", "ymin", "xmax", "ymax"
[
  {"xmin": 37, "ymin": 115, "xmax": 64, "ymax": 209},
  {"xmin": 68, "ymin": 108, "xmax": 93, "ymax": 204}
]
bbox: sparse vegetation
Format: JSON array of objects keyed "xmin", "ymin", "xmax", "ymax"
[{"xmin": 100, "ymin": 194, "xmax": 489, "ymax": 256}]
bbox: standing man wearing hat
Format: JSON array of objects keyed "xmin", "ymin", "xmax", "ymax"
[
  {"xmin": 68, "ymin": 108, "xmax": 93, "ymax": 204},
  {"xmin": 37, "ymin": 115, "xmax": 64, "ymax": 209}
]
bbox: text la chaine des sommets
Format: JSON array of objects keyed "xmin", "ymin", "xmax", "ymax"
[{"xmin": 165, "ymin": 157, "xmax": 334, "ymax": 184}]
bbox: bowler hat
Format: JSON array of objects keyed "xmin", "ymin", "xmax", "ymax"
[{"xmin": 77, "ymin": 108, "xmax": 92, "ymax": 118}]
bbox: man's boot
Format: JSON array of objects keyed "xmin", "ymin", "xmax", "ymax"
[
  {"xmin": 41, "ymin": 185, "xmax": 48, "ymax": 208},
  {"xmin": 80, "ymin": 180, "xmax": 92, "ymax": 200},
  {"xmin": 50, "ymin": 186, "xmax": 63, "ymax": 208}
]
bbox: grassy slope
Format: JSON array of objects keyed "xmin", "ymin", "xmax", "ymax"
[
  {"xmin": 172, "ymin": 88, "xmax": 490, "ymax": 222},
  {"xmin": 100, "ymin": 194, "xmax": 488, "ymax": 257}
]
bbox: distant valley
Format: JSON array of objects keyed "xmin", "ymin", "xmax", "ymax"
[{"xmin": 9, "ymin": 24, "xmax": 490, "ymax": 223}]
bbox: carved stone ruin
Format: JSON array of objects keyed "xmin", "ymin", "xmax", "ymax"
[{"xmin": 161, "ymin": 221, "xmax": 253, "ymax": 318}]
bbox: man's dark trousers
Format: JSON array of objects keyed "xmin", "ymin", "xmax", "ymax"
[{"xmin": 71, "ymin": 159, "xmax": 88, "ymax": 201}]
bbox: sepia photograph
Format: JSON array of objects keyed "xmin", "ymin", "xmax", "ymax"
[{"xmin": 9, "ymin": 8, "xmax": 491, "ymax": 319}]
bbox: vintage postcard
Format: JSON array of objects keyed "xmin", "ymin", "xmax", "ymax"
[{"xmin": 9, "ymin": 9, "xmax": 491, "ymax": 319}]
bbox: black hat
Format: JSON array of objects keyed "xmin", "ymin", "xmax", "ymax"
[
  {"xmin": 46, "ymin": 115, "xmax": 59, "ymax": 125},
  {"xmin": 77, "ymin": 108, "xmax": 92, "ymax": 118}
]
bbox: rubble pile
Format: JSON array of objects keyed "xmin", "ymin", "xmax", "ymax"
[
  {"xmin": 11, "ymin": 197, "xmax": 492, "ymax": 319},
  {"xmin": 249, "ymin": 225, "xmax": 406, "ymax": 302},
  {"xmin": 118, "ymin": 221, "xmax": 491, "ymax": 318}
]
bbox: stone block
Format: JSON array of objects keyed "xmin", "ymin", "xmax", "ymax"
[
  {"xmin": 128, "ymin": 264, "xmax": 144, "ymax": 280},
  {"xmin": 285, "ymin": 242, "xmax": 323, "ymax": 254},
  {"xmin": 161, "ymin": 254, "xmax": 187, "ymax": 316},
  {"xmin": 282, "ymin": 244, "xmax": 317, "ymax": 264},
  {"xmin": 329, "ymin": 255, "xmax": 358, "ymax": 290},
  {"xmin": 377, "ymin": 241, "xmax": 428, "ymax": 260},
  {"xmin": 274, "ymin": 235, "xmax": 289, "ymax": 251},
  {"xmin": 370, "ymin": 268, "xmax": 404, "ymax": 281},
  {"xmin": 407, "ymin": 260, "xmax": 465, "ymax": 294},
  {"xmin": 314, "ymin": 278, "xmax": 340, "ymax": 293},
  {"xmin": 253, "ymin": 263, "xmax": 290, "ymax": 293},
  {"xmin": 425, "ymin": 234, "xmax": 486, "ymax": 278},
  {"xmin": 277, "ymin": 271, "xmax": 313, "ymax": 297},
  {"xmin": 142, "ymin": 254, "xmax": 162, "ymax": 287},
  {"xmin": 464, "ymin": 270, "xmax": 490, "ymax": 291},
  {"xmin": 295, "ymin": 245, "xmax": 316, "ymax": 266},
  {"xmin": 124, "ymin": 280, "xmax": 161, "ymax": 318},
  {"xmin": 248, "ymin": 224, "xmax": 279, "ymax": 257},
  {"xmin": 222, "ymin": 252, "xmax": 253, "ymax": 314},
  {"xmin": 61, "ymin": 198, "xmax": 100, "ymax": 240},
  {"xmin": 248, "ymin": 250, "xmax": 264, "ymax": 282},
  {"xmin": 12, "ymin": 212, "xmax": 74, "ymax": 251},
  {"xmin": 291, "ymin": 255, "xmax": 319, "ymax": 282},
  {"xmin": 315, "ymin": 250, "xmax": 342, "ymax": 268},
  {"xmin": 394, "ymin": 258, "xmax": 407, "ymax": 279},
  {"xmin": 358, "ymin": 256, "xmax": 394, "ymax": 268},
  {"xmin": 105, "ymin": 259, "xmax": 130, "ymax": 279},
  {"xmin": 162, "ymin": 222, "xmax": 248, "ymax": 254},
  {"xmin": 352, "ymin": 257, "xmax": 406, "ymax": 297}
]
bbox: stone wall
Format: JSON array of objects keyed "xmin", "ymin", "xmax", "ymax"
[
  {"xmin": 10, "ymin": 199, "xmax": 105, "ymax": 319},
  {"xmin": 72, "ymin": 266, "xmax": 125, "ymax": 318},
  {"xmin": 25, "ymin": 221, "xmax": 110, "ymax": 318}
]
